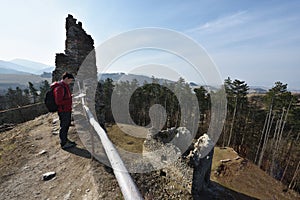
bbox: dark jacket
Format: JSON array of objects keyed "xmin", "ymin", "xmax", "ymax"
[{"xmin": 51, "ymin": 81, "xmax": 72, "ymax": 112}]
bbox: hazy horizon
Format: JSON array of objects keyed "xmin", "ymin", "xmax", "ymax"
[{"xmin": 0, "ymin": 60, "xmax": 299, "ymax": 91}]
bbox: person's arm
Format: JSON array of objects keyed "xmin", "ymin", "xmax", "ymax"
[{"xmin": 54, "ymin": 86, "xmax": 71, "ymax": 106}]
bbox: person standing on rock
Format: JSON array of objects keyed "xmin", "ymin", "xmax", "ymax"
[{"xmin": 51, "ymin": 72, "xmax": 76, "ymax": 149}]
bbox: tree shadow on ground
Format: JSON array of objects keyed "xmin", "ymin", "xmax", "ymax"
[
  {"xmin": 193, "ymin": 181, "xmax": 259, "ymax": 200},
  {"xmin": 64, "ymin": 146, "xmax": 92, "ymax": 159}
]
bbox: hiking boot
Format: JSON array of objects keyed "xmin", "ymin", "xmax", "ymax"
[{"xmin": 61, "ymin": 141, "xmax": 76, "ymax": 149}]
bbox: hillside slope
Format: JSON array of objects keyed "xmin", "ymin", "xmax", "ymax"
[
  {"xmin": 0, "ymin": 114, "xmax": 299, "ymax": 199},
  {"xmin": 0, "ymin": 113, "xmax": 122, "ymax": 200},
  {"xmin": 211, "ymin": 147, "xmax": 299, "ymax": 200}
]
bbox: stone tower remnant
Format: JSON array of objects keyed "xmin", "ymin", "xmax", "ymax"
[
  {"xmin": 52, "ymin": 14, "xmax": 95, "ymax": 82},
  {"xmin": 52, "ymin": 14, "xmax": 106, "ymax": 132}
]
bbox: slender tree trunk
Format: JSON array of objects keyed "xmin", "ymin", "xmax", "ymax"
[
  {"xmin": 175, "ymin": 103, "xmax": 180, "ymax": 127},
  {"xmin": 241, "ymin": 109, "xmax": 251, "ymax": 147},
  {"xmin": 270, "ymin": 110, "xmax": 285, "ymax": 175},
  {"xmin": 222, "ymin": 124, "xmax": 226, "ymax": 148},
  {"xmin": 255, "ymin": 112, "xmax": 269, "ymax": 164},
  {"xmin": 277, "ymin": 102, "xmax": 291, "ymax": 150},
  {"xmin": 223, "ymin": 109, "xmax": 232, "ymax": 147},
  {"xmin": 227, "ymin": 96, "xmax": 237, "ymax": 147},
  {"xmin": 281, "ymin": 141, "xmax": 293, "ymax": 182},
  {"xmin": 285, "ymin": 129, "xmax": 292, "ymax": 143},
  {"xmin": 258, "ymin": 111, "xmax": 274, "ymax": 168},
  {"xmin": 289, "ymin": 160, "xmax": 300, "ymax": 189},
  {"xmin": 271, "ymin": 102, "xmax": 291, "ymax": 176},
  {"xmin": 290, "ymin": 180, "xmax": 298, "ymax": 190},
  {"xmin": 270, "ymin": 118, "xmax": 280, "ymax": 175},
  {"xmin": 256, "ymin": 97, "xmax": 274, "ymax": 165}
]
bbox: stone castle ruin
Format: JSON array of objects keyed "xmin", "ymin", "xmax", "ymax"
[{"xmin": 52, "ymin": 14, "xmax": 95, "ymax": 82}]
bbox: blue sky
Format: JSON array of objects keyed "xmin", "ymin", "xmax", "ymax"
[{"xmin": 0, "ymin": 0, "xmax": 299, "ymax": 89}]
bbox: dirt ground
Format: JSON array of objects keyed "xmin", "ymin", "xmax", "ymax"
[{"xmin": 0, "ymin": 113, "xmax": 122, "ymax": 200}]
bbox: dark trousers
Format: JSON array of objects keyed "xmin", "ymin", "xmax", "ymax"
[{"xmin": 58, "ymin": 112, "xmax": 71, "ymax": 145}]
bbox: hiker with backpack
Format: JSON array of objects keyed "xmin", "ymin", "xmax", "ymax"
[{"xmin": 50, "ymin": 72, "xmax": 76, "ymax": 149}]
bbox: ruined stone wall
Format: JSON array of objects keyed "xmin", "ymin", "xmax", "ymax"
[
  {"xmin": 52, "ymin": 14, "xmax": 95, "ymax": 82},
  {"xmin": 52, "ymin": 14, "xmax": 105, "ymax": 125}
]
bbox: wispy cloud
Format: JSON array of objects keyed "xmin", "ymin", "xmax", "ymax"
[
  {"xmin": 186, "ymin": 11, "xmax": 249, "ymax": 33},
  {"xmin": 186, "ymin": 6, "xmax": 300, "ymax": 51}
]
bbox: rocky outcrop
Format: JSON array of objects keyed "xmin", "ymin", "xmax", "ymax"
[
  {"xmin": 189, "ymin": 134, "xmax": 214, "ymax": 197},
  {"xmin": 143, "ymin": 124, "xmax": 215, "ymax": 197},
  {"xmin": 52, "ymin": 14, "xmax": 95, "ymax": 82},
  {"xmin": 142, "ymin": 127, "xmax": 194, "ymax": 194}
]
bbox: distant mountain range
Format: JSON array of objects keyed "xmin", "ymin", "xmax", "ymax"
[
  {"xmin": 99, "ymin": 72, "xmax": 173, "ymax": 85},
  {"xmin": 0, "ymin": 58, "xmax": 54, "ymax": 94},
  {"xmin": 1, "ymin": 58, "xmax": 299, "ymax": 94},
  {"xmin": 0, "ymin": 58, "xmax": 54, "ymax": 75}
]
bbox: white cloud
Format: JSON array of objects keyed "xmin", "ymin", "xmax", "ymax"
[
  {"xmin": 186, "ymin": 6, "xmax": 300, "ymax": 51},
  {"xmin": 186, "ymin": 11, "xmax": 249, "ymax": 33}
]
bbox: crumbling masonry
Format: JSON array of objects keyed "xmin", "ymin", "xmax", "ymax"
[{"xmin": 52, "ymin": 14, "xmax": 95, "ymax": 82}]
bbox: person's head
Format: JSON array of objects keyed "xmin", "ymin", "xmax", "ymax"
[{"xmin": 62, "ymin": 72, "xmax": 74, "ymax": 85}]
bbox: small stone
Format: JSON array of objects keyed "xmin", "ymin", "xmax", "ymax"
[
  {"xmin": 38, "ymin": 150, "xmax": 47, "ymax": 155},
  {"xmin": 64, "ymin": 190, "xmax": 72, "ymax": 200},
  {"xmin": 220, "ymin": 159, "xmax": 231, "ymax": 163},
  {"xmin": 99, "ymin": 193, "xmax": 106, "ymax": 198},
  {"xmin": 85, "ymin": 189, "xmax": 90, "ymax": 193},
  {"xmin": 52, "ymin": 118, "xmax": 59, "ymax": 124},
  {"xmin": 52, "ymin": 131, "xmax": 59, "ymax": 135},
  {"xmin": 23, "ymin": 165, "xmax": 30, "ymax": 170},
  {"xmin": 235, "ymin": 156, "xmax": 241, "ymax": 160},
  {"xmin": 42, "ymin": 171, "xmax": 56, "ymax": 181}
]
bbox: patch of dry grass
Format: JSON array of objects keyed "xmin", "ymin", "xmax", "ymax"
[
  {"xmin": 106, "ymin": 124, "xmax": 145, "ymax": 153},
  {"xmin": 0, "ymin": 143, "xmax": 16, "ymax": 163}
]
